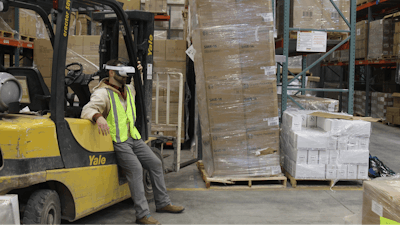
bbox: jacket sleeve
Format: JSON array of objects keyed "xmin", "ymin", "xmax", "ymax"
[{"xmin": 81, "ymin": 88, "xmax": 110, "ymax": 122}]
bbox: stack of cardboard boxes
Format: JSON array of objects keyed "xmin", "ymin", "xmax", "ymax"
[
  {"xmin": 356, "ymin": 20, "xmax": 369, "ymax": 59},
  {"xmin": 192, "ymin": 0, "xmax": 281, "ymax": 177},
  {"xmin": 368, "ymin": 18, "xmax": 394, "ymax": 59},
  {"xmin": 371, "ymin": 92, "xmax": 393, "ymax": 121},
  {"xmin": 34, "ymin": 36, "xmax": 101, "ymax": 90},
  {"xmin": 0, "ymin": 7, "xmax": 37, "ymax": 38},
  {"xmin": 152, "ymin": 39, "xmax": 187, "ymax": 139},
  {"xmin": 354, "ymin": 91, "xmax": 369, "ymax": 116},
  {"xmin": 281, "ymin": 110, "xmax": 370, "ymax": 180},
  {"xmin": 277, "ymin": 0, "xmax": 350, "ymax": 38},
  {"xmin": 386, "ymin": 93, "xmax": 400, "ymax": 124},
  {"xmin": 145, "ymin": 0, "xmax": 167, "ymax": 13}
]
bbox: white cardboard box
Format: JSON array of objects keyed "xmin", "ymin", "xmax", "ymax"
[
  {"xmin": 347, "ymin": 164, "xmax": 358, "ymax": 179},
  {"xmin": 307, "ymin": 115, "xmax": 317, "ymax": 128},
  {"xmin": 358, "ymin": 136, "xmax": 370, "ymax": 150},
  {"xmin": 319, "ymin": 150, "xmax": 329, "ymax": 165},
  {"xmin": 337, "ymin": 135, "xmax": 348, "ymax": 150},
  {"xmin": 291, "ymin": 129, "xmax": 329, "ymax": 151},
  {"xmin": 348, "ymin": 136, "xmax": 359, "ymax": 150},
  {"xmin": 0, "ymin": 195, "xmax": 20, "ymax": 225},
  {"xmin": 285, "ymin": 147, "xmax": 308, "ymax": 164},
  {"xmin": 326, "ymin": 164, "xmax": 337, "ymax": 179},
  {"xmin": 345, "ymin": 120, "xmax": 371, "ymax": 137},
  {"xmin": 293, "ymin": 162, "xmax": 326, "ymax": 179},
  {"xmin": 317, "ymin": 117, "xmax": 342, "ymax": 132},
  {"xmin": 339, "ymin": 150, "xmax": 369, "ymax": 164},
  {"xmin": 283, "ymin": 111, "xmax": 302, "ymax": 131},
  {"xmin": 308, "ymin": 150, "xmax": 319, "ymax": 165},
  {"xmin": 337, "ymin": 164, "xmax": 348, "ymax": 179},
  {"xmin": 329, "ymin": 150, "xmax": 339, "ymax": 164},
  {"xmin": 357, "ymin": 165, "xmax": 369, "ymax": 179},
  {"xmin": 327, "ymin": 136, "xmax": 338, "ymax": 150}
]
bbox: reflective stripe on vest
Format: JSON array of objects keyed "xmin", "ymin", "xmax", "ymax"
[{"xmin": 106, "ymin": 88, "xmax": 141, "ymax": 143}]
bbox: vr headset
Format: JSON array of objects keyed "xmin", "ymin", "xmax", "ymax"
[{"xmin": 103, "ymin": 64, "xmax": 135, "ymax": 77}]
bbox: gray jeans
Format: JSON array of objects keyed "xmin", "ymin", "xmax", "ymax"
[{"xmin": 113, "ymin": 137, "xmax": 171, "ymax": 219}]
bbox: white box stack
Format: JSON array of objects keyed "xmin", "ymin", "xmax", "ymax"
[{"xmin": 281, "ymin": 110, "xmax": 371, "ymax": 180}]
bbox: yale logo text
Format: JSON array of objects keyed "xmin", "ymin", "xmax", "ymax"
[{"xmin": 89, "ymin": 155, "xmax": 106, "ymax": 166}]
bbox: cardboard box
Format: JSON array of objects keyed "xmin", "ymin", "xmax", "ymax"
[
  {"xmin": 308, "ymin": 150, "xmax": 319, "ymax": 165},
  {"xmin": 291, "ymin": 129, "xmax": 329, "ymax": 151},
  {"xmin": 0, "ymin": 7, "xmax": 37, "ymax": 37},
  {"xmin": 291, "ymin": 0, "xmax": 323, "ymax": 29},
  {"xmin": 82, "ymin": 35, "xmax": 100, "ymax": 56},
  {"xmin": 154, "ymin": 40, "xmax": 166, "ymax": 61},
  {"xmin": 347, "ymin": 164, "xmax": 358, "ymax": 179},
  {"xmin": 195, "ymin": 0, "xmax": 237, "ymax": 28},
  {"xmin": 34, "ymin": 39, "xmax": 53, "ymax": 78},
  {"xmin": 211, "ymin": 132, "xmax": 248, "ymax": 157},
  {"xmin": 326, "ymin": 164, "xmax": 337, "ymax": 179},
  {"xmin": 329, "ymin": 150, "xmax": 339, "ymax": 164},
  {"xmin": 319, "ymin": 150, "xmax": 329, "ymax": 165},
  {"xmin": 145, "ymin": 0, "xmax": 167, "ymax": 13},
  {"xmin": 368, "ymin": 18, "xmax": 394, "ymax": 59},
  {"xmin": 246, "ymin": 129, "xmax": 279, "ymax": 155},
  {"xmin": 291, "ymin": 160, "xmax": 326, "ymax": 179},
  {"xmin": 362, "ymin": 178, "xmax": 400, "ymax": 224},
  {"xmin": 337, "ymin": 164, "xmax": 348, "ymax": 179},
  {"xmin": 119, "ymin": 0, "xmax": 141, "ymax": 10},
  {"xmin": 339, "ymin": 150, "xmax": 369, "ymax": 164},
  {"xmin": 68, "ymin": 36, "xmax": 84, "ymax": 55},
  {"xmin": 393, "ymin": 93, "xmax": 400, "ymax": 107},
  {"xmin": 357, "ymin": 165, "xmax": 368, "ymax": 179},
  {"xmin": 76, "ymin": 15, "xmax": 91, "ymax": 35},
  {"xmin": 166, "ymin": 40, "xmax": 186, "ymax": 61}
]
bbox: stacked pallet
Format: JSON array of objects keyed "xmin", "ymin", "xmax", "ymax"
[
  {"xmin": 281, "ymin": 110, "xmax": 370, "ymax": 182},
  {"xmin": 383, "ymin": 93, "xmax": 400, "ymax": 124},
  {"xmin": 371, "ymin": 92, "xmax": 393, "ymax": 121},
  {"xmin": 192, "ymin": 0, "xmax": 282, "ymax": 178}
]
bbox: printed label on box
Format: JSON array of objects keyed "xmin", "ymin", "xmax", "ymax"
[
  {"xmin": 261, "ymin": 66, "xmax": 276, "ymax": 76},
  {"xmin": 268, "ymin": 117, "xmax": 279, "ymax": 126},
  {"xmin": 372, "ymin": 200, "xmax": 383, "ymax": 217}
]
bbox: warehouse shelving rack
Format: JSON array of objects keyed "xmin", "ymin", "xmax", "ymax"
[
  {"xmin": 321, "ymin": 0, "xmax": 400, "ymax": 117},
  {"xmin": 280, "ymin": 0, "xmax": 357, "ymax": 115}
]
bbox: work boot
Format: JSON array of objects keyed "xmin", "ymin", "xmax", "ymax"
[
  {"xmin": 156, "ymin": 204, "xmax": 185, "ymax": 213},
  {"xmin": 136, "ymin": 215, "xmax": 161, "ymax": 225}
]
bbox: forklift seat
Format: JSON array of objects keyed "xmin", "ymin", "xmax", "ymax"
[{"xmin": 6, "ymin": 67, "xmax": 51, "ymax": 112}]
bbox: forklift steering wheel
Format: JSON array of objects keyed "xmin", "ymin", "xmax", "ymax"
[{"xmin": 65, "ymin": 62, "xmax": 83, "ymax": 73}]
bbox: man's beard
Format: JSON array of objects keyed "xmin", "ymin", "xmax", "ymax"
[{"xmin": 114, "ymin": 75, "xmax": 127, "ymax": 86}]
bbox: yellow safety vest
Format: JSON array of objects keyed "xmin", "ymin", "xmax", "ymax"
[{"xmin": 106, "ymin": 87, "xmax": 141, "ymax": 143}]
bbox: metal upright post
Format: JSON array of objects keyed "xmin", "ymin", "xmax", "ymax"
[
  {"xmin": 281, "ymin": 0, "xmax": 290, "ymax": 116},
  {"xmin": 301, "ymin": 55, "xmax": 307, "ymax": 95},
  {"xmin": 14, "ymin": 8, "xmax": 20, "ymax": 67},
  {"xmin": 365, "ymin": 7, "xmax": 372, "ymax": 117},
  {"xmin": 277, "ymin": 63, "xmax": 281, "ymax": 85},
  {"xmin": 347, "ymin": 0, "xmax": 356, "ymax": 115}
]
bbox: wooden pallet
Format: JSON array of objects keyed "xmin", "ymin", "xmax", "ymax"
[
  {"xmin": 197, "ymin": 161, "xmax": 287, "ymax": 189},
  {"xmin": 20, "ymin": 35, "xmax": 36, "ymax": 42},
  {"xmin": 284, "ymin": 169, "xmax": 368, "ymax": 190},
  {"xmin": 0, "ymin": 30, "xmax": 14, "ymax": 38}
]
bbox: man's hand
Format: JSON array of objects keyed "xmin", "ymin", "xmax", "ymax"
[
  {"xmin": 96, "ymin": 116, "xmax": 110, "ymax": 136},
  {"xmin": 137, "ymin": 61, "xmax": 143, "ymax": 73}
]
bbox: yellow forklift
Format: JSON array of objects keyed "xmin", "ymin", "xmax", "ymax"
[{"xmin": 0, "ymin": 0, "xmax": 170, "ymax": 223}]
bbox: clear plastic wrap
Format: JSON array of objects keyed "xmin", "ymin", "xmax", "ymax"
[
  {"xmin": 281, "ymin": 110, "xmax": 371, "ymax": 181},
  {"xmin": 361, "ymin": 175, "xmax": 400, "ymax": 224},
  {"xmin": 278, "ymin": 95, "xmax": 339, "ymax": 116},
  {"xmin": 368, "ymin": 19, "xmax": 394, "ymax": 60},
  {"xmin": 288, "ymin": 56, "xmax": 302, "ymax": 69},
  {"xmin": 191, "ymin": 0, "xmax": 279, "ymax": 177},
  {"xmin": 371, "ymin": 92, "xmax": 393, "ymax": 120},
  {"xmin": 145, "ymin": 0, "xmax": 167, "ymax": 13},
  {"xmin": 0, "ymin": 195, "xmax": 20, "ymax": 224},
  {"xmin": 321, "ymin": 0, "xmax": 349, "ymax": 31}
]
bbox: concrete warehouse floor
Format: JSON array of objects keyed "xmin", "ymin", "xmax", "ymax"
[{"xmin": 67, "ymin": 122, "xmax": 400, "ymax": 224}]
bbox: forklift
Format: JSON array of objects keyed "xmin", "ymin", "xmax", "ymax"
[{"xmin": 0, "ymin": 0, "xmax": 180, "ymax": 223}]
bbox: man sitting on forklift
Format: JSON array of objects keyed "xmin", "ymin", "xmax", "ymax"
[{"xmin": 81, "ymin": 59, "xmax": 184, "ymax": 224}]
